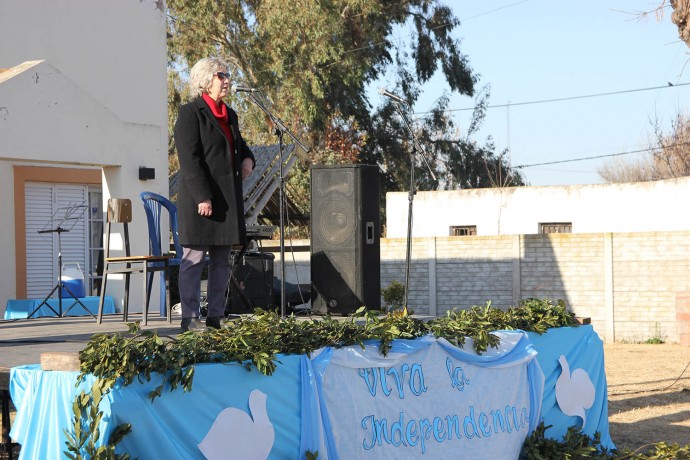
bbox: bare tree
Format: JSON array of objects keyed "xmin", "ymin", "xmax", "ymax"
[
  {"xmin": 651, "ymin": 112, "xmax": 690, "ymax": 177},
  {"xmin": 599, "ymin": 3, "xmax": 690, "ymax": 183},
  {"xmin": 671, "ymin": 0, "xmax": 690, "ymax": 48},
  {"xmin": 598, "ymin": 112, "xmax": 690, "ymax": 183},
  {"xmin": 598, "ymin": 156, "xmax": 656, "ymax": 183},
  {"xmin": 635, "ymin": 1, "xmax": 690, "ymax": 48}
]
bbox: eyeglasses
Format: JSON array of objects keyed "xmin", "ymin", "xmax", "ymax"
[{"xmin": 214, "ymin": 72, "xmax": 231, "ymax": 80}]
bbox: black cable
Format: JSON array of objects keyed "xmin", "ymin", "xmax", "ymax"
[
  {"xmin": 609, "ymin": 358, "xmax": 690, "ymax": 396},
  {"xmin": 661, "ymin": 358, "xmax": 690, "ymax": 391},
  {"xmin": 514, "ymin": 141, "xmax": 690, "ymax": 169},
  {"xmin": 413, "ymin": 82, "xmax": 690, "ymax": 116}
]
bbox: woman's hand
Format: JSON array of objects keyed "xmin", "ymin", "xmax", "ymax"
[
  {"xmin": 198, "ymin": 199, "xmax": 212, "ymax": 217},
  {"xmin": 241, "ymin": 158, "xmax": 253, "ymax": 180}
]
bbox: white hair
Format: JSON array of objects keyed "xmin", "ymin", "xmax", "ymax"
[{"xmin": 188, "ymin": 57, "xmax": 229, "ymax": 98}]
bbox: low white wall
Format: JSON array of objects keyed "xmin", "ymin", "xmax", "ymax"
[{"xmin": 386, "ymin": 177, "xmax": 690, "ymax": 237}]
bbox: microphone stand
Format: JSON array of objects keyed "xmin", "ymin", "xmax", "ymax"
[
  {"xmin": 240, "ymin": 90, "xmax": 310, "ymax": 319},
  {"xmin": 390, "ymin": 101, "xmax": 436, "ymax": 309}
]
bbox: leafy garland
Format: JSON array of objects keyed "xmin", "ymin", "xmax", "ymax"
[
  {"xmin": 64, "ymin": 379, "xmax": 132, "ymax": 460},
  {"xmin": 66, "ymin": 298, "xmax": 688, "ymax": 458},
  {"xmin": 520, "ymin": 423, "xmax": 690, "ymax": 459},
  {"xmin": 77, "ymin": 298, "xmax": 578, "ymax": 394}
]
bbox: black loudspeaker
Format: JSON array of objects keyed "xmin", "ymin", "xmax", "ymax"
[
  {"xmin": 226, "ymin": 252, "xmax": 275, "ymax": 314},
  {"xmin": 311, "ymin": 164, "xmax": 380, "ymax": 315}
]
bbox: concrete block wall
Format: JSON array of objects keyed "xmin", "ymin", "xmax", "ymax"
[
  {"xmin": 433, "ymin": 236, "xmax": 514, "ymax": 315},
  {"xmin": 520, "ymin": 234, "xmax": 606, "ymax": 332},
  {"xmin": 268, "ymin": 230, "xmax": 690, "ymax": 344},
  {"xmin": 379, "ymin": 231, "xmax": 690, "ymax": 344},
  {"xmin": 380, "ymin": 237, "xmax": 408, "ymax": 304},
  {"xmin": 611, "ymin": 232, "xmax": 690, "ymax": 343}
]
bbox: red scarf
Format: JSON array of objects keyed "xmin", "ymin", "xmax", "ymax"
[{"xmin": 202, "ymin": 93, "xmax": 234, "ymax": 159}]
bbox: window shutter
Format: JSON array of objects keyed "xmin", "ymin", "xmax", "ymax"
[
  {"xmin": 26, "ymin": 184, "xmax": 55, "ymax": 298},
  {"xmin": 25, "ymin": 183, "xmax": 88, "ymax": 299}
]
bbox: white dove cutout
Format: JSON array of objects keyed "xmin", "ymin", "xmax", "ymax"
[
  {"xmin": 555, "ymin": 354, "xmax": 596, "ymax": 428},
  {"xmin": 198, "ymin": 389, "xmax": 275, "ymax": 460}
]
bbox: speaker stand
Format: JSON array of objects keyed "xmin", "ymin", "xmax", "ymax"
[
  {"xmin": 390, "ymin": 101, "xmax": 436, "ymax": 308},
  {"xmin": 240, "ymin": 89, "xmax": 310, "ymax": 319},
  {"xmin": 277, "ymin": 129, "xmax": 287, "ymax": 318}
]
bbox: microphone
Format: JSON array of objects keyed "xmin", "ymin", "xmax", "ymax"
[
  {"xmin": 231, "ymin": 84, "xmax": 259, "ymax": 93},
  {"xmin": 378, "ymin": 87, "xmax": 406, "ymax": 104}
]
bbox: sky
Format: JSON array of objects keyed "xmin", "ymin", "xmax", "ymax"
[{"xmin": 379, "ymin": 0, "xmax": 690, "ymax": 187}]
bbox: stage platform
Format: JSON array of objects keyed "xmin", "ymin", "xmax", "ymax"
[{"xmin": 0, "ymin": 314, "xmax": 181, "ymax": 372}]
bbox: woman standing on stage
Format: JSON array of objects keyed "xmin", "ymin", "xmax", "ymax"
[{"xmin": 174, "ymin": 57, "xmax": 255, "ymax": 332}]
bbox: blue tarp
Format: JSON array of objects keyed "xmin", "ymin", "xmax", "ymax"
[
  {"xmin": 10, "ymin": 325, "xmax": 614, "ymax": 459},
  {"xmin": 4, "ymin": 296, "xmax": 115, "ymax": 319},
  {"xmin": 526, "ymin": 326, "xmax": 614, "ymax": 448}
]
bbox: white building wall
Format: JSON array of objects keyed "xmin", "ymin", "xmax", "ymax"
[
  {"xmin": 0, "ymin": 61, "xmax": 161, "ymax": 168},
  {"xmin": 386, "ymin": 177, "xmax": 690, "ymax": 237},
  {"xmin": 0, "ymin": 1, "xmax": 168, "ymax": 315},
  {"xmin": 0, "ymin": 0, "xmax": 167, "ymax": 131}
]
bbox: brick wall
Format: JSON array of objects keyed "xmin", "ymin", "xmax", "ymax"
[{"xmin": 380, "ymin": 231, "xmax": 690, "ymax": 344}]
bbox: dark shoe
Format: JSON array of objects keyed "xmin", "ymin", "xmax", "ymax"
[
  {"xmin": 180, "ymin": 317, "xmax": 203, "ymax": 332},
  {"xmin": 206, "ymin": 316, "xmax": 223, "ymax": 329}
]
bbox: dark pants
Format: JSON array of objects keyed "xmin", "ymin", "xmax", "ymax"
[{"xmin": 179, "ymin": 245, "xmax": 232, "ymax": 319}]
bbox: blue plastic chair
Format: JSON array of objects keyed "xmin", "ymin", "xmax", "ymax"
[{"xmin": 140, "ymin": 191, "xmax": 183, "ymax": 317}]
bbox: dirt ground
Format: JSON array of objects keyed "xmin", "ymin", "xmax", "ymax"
[{"xmin": 605, "ymin": 343, "xmax": 690, "ymax": 452}]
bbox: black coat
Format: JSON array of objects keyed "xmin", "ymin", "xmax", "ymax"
[{"xmin": 174, "ymin": 97, "xmax": 255, "ymax": 246}]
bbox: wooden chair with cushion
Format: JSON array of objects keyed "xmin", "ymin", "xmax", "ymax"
[{"xmin": 97, "ymin": 198, "xmax": 172, "ymax": 325}]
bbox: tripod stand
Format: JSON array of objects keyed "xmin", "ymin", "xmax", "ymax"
[{"xmin": 27, "ymin": 203, "xmax": 95, "ymax": 320}]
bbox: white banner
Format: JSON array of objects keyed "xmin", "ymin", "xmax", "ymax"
[{"xmin": 313, "ymin": 334, "xmax": 542, "ymax": 459}]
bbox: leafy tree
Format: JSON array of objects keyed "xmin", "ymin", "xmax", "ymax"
[
  {"xmin": 166, "ymin": 0, "xmax": 525, "ymax": 229},
  {"xmin": 167, "ymin": 69, "xmax": 185, "ymax": 176},
  {"xmin": 368, "ymin": 84, "xmax": 524, "ymax": 193}
]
